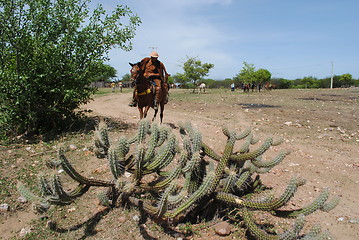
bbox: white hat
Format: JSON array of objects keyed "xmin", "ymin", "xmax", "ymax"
[{"xmin": 149, "ymin": 51, "xmax": 159, "ymax": 58}]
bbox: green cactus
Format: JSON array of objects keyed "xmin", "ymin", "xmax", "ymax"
[
  {"xmin": 274, "ymin": 188, "xmax": 330, "ymax": 218},
  {"xmin": 168, "ymin": 171, "xmax": 215, "ymax": 218},
  {"xmin": 252, "ymin": 150, "xmax": 290, "ymax": 168},
  {"xmin": 18, "ymin": 119, "xmax": 340, "ymax": 239},
  {"xmin": 59, "ymin": 149, "xmax": 113, "ymax": 187},
  {"xmin": 229, "ymin": 137, "xmax": 273, "ymax": 162},
  {"xmin": 93, "ymin": 119, "xmax": 110, "ymax": 158}
]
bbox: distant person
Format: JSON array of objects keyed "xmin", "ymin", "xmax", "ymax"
[
  {"xmin": 111, "ymin": 82, "xmax": 116, "ymax": 93},
  {"xmin": 231, "ymin": 82, "xmax": 235, "ymax": 91},
  {"xmin": 119, "ymin": 81, "xmax": 123, "ymax": 93}
]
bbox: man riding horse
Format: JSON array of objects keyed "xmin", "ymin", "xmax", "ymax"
[{"xmin": 129, "ymin": 51, "xmax": 170, "ymax": 110}]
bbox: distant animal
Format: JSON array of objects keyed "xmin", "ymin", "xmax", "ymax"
[
  {"xmin": 198, "ymin": 82, "xmax": 206, "ymax": 93},
  {"xmin": 243, "ymin": 83, "xmax": 250, "ymax": 93},
  {"xmin": 264, "ymin": 82, "xmax": 276, "ymax": 90},
  {"xmin": 129, "ymin": 62, "xmax": 168, "ymax": 123}
]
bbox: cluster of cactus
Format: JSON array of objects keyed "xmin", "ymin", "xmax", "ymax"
[{"xmin": 18, "ymin": 119, "xmax": 339, "ymax": 239}]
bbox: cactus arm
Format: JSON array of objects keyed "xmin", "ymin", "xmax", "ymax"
[
  {"xmin": 144, "ymin": 122, "xmax": 159, "ymax": 162},
  {"xmin": 239, "ymin": 133, "xmax": 253, "ymax": 153},
  {"xmin": 141, "ymin": 151, "xmax": 187, "ymax": 190},
  {"xmin": 251, "ymin": 150, "xmax": 290, "ymax": 168},
  {"xmin": 134, "ymin": 143, "xmax": 146, "ymax": 184},
  {"xmin": 208, "ymin": 132, "xmax": 237, "ymax": 193},
  {"xmin": 167, "ymin": 172, "xmax": 215, "ymax": 218},
  {"xmin": 137, "ymin": 119, "xmax": 150, "ymax": 144},
  {"xmin": 156, "ymin": 125, "xmax": 169, "ymax": 147},
  {"xmin": 235, "ymin": 170, "xmax": 251, "ymax": 190},
  {"xmin": 47, "ymin": 175, "xmax": 90, "ymax": 205},
  {"xmin": 144, "ymin": 133, "xmax": 177, "ymax": 171},
  {"xmin": 17, "ymin": 182, "xmax": 43, "ymax": 202},
  {"xmin": 274, "ymin": 188, "xmax": 330, "ymax": 218},
  {"xmin": 242, "ymin": 207, "xmax": 278, "ymax": 240},
  {"xmin": 271, "ymin": 137, "xmax": 284, "ymax": 146},
  {"xmin": 235, "ymin": 127, "xmax": 252, "ymax": 140},
  {"xmin": 156, "ymin": 182, "xmax": 176, "ymax": 217},
  {"xmin": 278, "ymin": 214, "xmax": 306, "ymax": 240},
  {"xmin": 38, "ymin": 175, "xmax": 54, "ymax": 196},
  {"xmin": 222, "ymin": 165, "xmax": 238, "ymax": 193},
  {"xmin": 108, "ymin": 147, "xmax": 125, "ymax": 179},
  {"xmin": 229, "ymin": 137, "xmax": 273, "ymax": 162},
  {"xmin": 59, "ymin": 151, "xmax": 114, "ymax": 187},
  {"xmin": 201, "ymin": 142, "xmax": 221, "ymax": 161},
  {"xmin": 93, "ymin": 120, "xmax": 110, "ymax": 157},
  {"xmin": 215, "ymin": 176, "xmax": 305, "ymax": 210},
  {"xmin": 320, "ymin": 195, "xmax": 340, "ymax": 212}
]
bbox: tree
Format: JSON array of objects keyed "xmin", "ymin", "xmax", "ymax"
[
  {"xmin": 339, "ymin": 73, "xmax": 353, "ymax": 87},
  {"xmin": 180, "ymin": 56, "xmax": 214, "ymax": 92},
  {"xmin": 234, "ymin": 61, "xmax": 256, "ymax": 84},
  {"xmin": 0, "ymin": 0, "xmax": 141, "ymax": 138},
  {"xmin": 92, "ymin": 64, "xmax": 117, "ymax": 83},
  {"xmin": 272, "ymin": 78, "xmax": 292, "ymax": 89},
  {"xmin": 121, "ymin": 73, "xmax": 131, "ymax": 82},
  {"xmin": 255, "ymin": 68, "xmax": 271, "ymax": 85}
]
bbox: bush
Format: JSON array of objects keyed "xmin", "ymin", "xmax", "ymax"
[{"xmin": 0, "ymin": 0, "xmax": 140, "ymax": 138}]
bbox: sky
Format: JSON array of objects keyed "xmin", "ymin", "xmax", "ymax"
[{"xmin": 92, "ymin": 0, "xmax": 359, "ymax": 80}]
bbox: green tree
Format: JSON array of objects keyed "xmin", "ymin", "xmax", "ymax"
[
  {"xmin": 92, "ymin": 64, "xmax": 117, "ymax": 83},
  {"xmin": 180, "ymin": 56, "xmax": 214, "ymax": 92},
  {"xmin": 0, "ymin": 0, "xmax": 141, "ymax": 138},
  {"xmin": 255, "ymin": 68, "xmax": 271, "ymax": 85},
  {"xmin": 121, "ymin": 73, "xmax": 131, "ymax": 82},
  {"xmin": 294, "ymin": 76, "xmax": 319, "ymax": 89},
  {"xmin": 234, "ymin": 61, "xmax": 256, "ymax": 84},
  {"xmin": 339, "ymin": 73, "xmax": 353, "ymax": 87},
  {"xmin": 272, "ymin": 78, "xmax": 292, "ymax": 89}
]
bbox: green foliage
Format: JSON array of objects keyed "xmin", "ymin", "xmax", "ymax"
[
  {"xmin": 234, "ymin": 61, "xmax": 256, "ymax": 84},
  {"xmin": 255, "ymin": 68, "xmax": 271, "ymax": 84},
  {"xmin": 120, "ymin": 73, "xmax": 131, "ymax": 82},
  {"xmin": 339, "ymin": 73, "xmax": 353, "ymax": 87},
  {"xmin": 91, "ymin": 64, "xmax": 117, "ymax": 82},
  {"xmin": 178, "ymin": 56, "xmax": 214, "ymax": 88},
  {"xmin": 0, "ymin": 0, "xmax": 141, "ymax": 138},
  {"xmin": 18, "ymin": 119, "xmax": 339, "ymax": 239}
]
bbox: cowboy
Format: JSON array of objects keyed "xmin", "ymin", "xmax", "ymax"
[{"xmin": 128, "ymin": 51, "xmax": 170, "ymax": 110}]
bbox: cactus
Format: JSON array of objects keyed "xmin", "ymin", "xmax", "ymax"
[{"xmin": 18, "ymin": 119, "xmax": 339, "ymax": 239}]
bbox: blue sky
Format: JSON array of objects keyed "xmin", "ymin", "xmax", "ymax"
[{"xmin": 93, "ymin": 0, "xmax": 358, "ymax": 80}]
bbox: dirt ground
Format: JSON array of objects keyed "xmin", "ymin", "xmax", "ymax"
[{"xmin": 1, "ymin": 87, "xmax": 358, "ymax": 239}]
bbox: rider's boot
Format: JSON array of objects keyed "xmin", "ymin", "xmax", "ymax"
[
  {"xmin": 128, "ymin": 98, "xmax": 137, "ymax": 107},
  {"xmin": 153, "ymin": 99, "xmax": 158, "ymax": 110}
]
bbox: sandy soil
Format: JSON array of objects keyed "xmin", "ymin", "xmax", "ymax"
[{"xmin": 83, "ymin": 88, "xmax": 359, "ymax": 240}]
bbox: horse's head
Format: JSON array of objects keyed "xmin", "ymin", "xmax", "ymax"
[{"xmin": 129, "ymin": 62, "xmax": 142, "ymax": 83}]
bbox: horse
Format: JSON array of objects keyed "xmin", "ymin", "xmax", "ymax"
[
  {"xmin": 129, "ymin": 62, "xmax": 168, "ymax": 123},
  {"xmin": 198, "ymin": 82, "xmax": 206, "ymax": 93},
  {"xmin": 264, "ymin": 82, "xmax": 276, "ymax": 90},
  {"xmin": 243, "ymin": 83, "xmax": 250, "ymax": 93}
]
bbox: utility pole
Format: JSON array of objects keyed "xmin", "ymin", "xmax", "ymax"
[{"xmin": 330, "ymin": 61, "xmax": 334, "ymax": 89}]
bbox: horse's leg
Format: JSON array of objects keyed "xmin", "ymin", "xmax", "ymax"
[
  {"xmin": 138, "ymin": 107, "xmax": 144, "ymax": 119},
  {"xmin": 160, "ymin": 102, "xmax": 165, "ymax": 123},
  {"xmin": 143, "ymin": 105, "xmax": 150, "ymax": 119},
  {"xmin": 152, "ymin": 107, "xmax": 158, "ymax": 122}
]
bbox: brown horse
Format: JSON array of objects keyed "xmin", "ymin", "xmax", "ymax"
[{"xmin": 129, "ymin": 62, "xmax": 168, "ymax": 123}]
